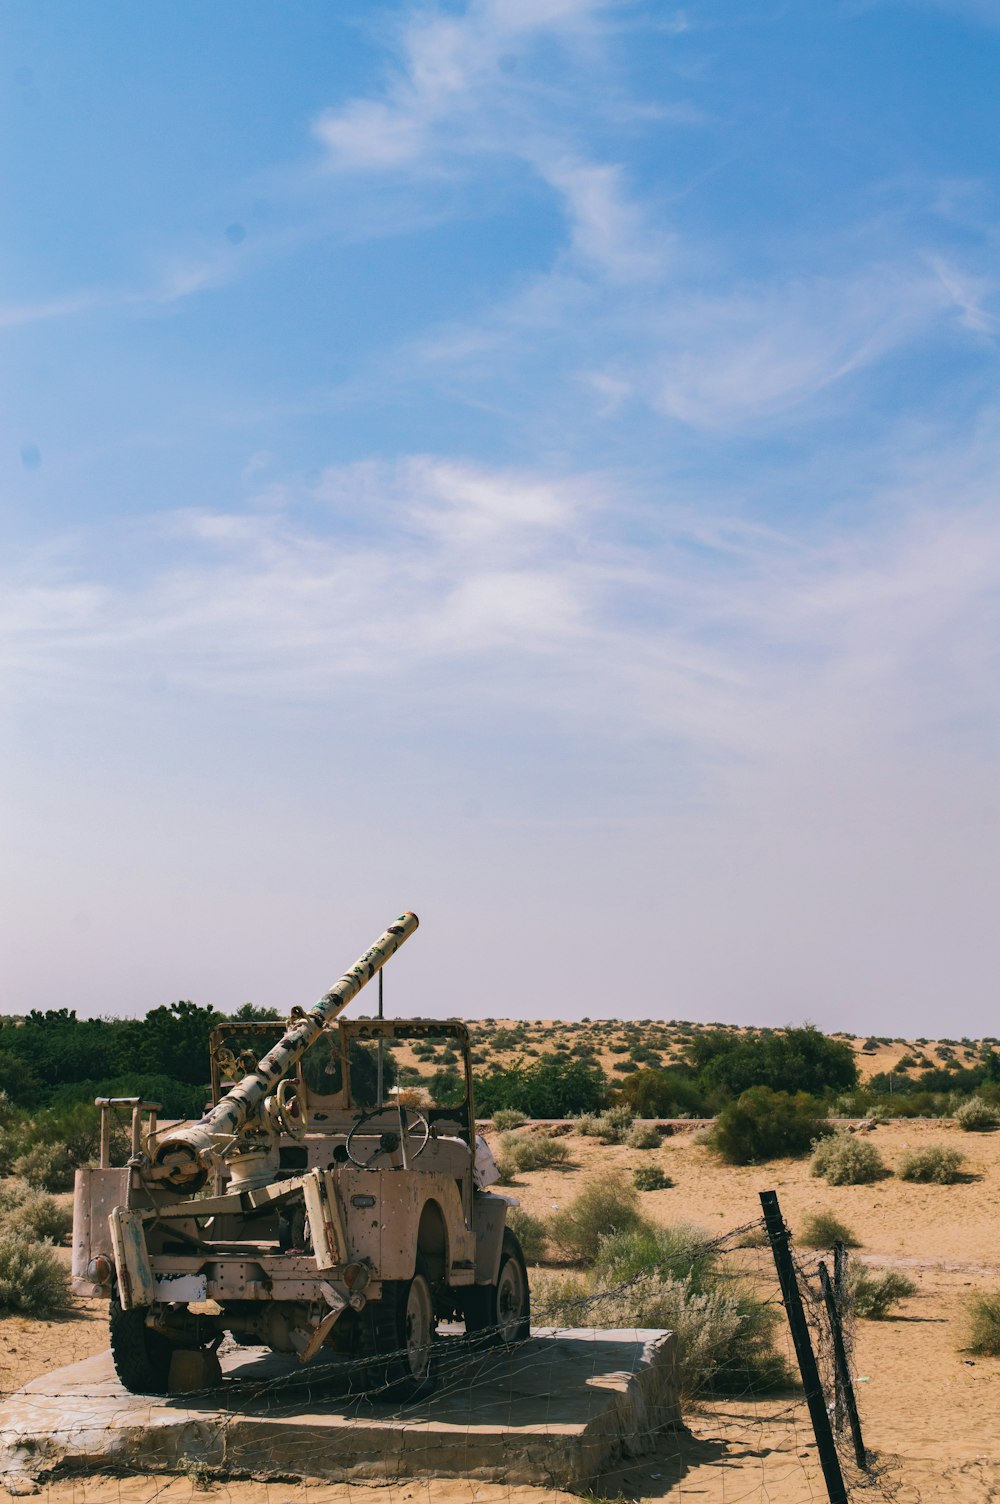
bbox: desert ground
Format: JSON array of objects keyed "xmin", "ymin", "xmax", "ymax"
[{"xmin": 3, "ymin": 1110, "xmax": 999, "ymax": 1504}]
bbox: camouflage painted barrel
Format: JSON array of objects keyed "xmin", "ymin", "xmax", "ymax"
[{"xmin": 152, "ymin": 911, "xmax": 419, "ymax": 1185}]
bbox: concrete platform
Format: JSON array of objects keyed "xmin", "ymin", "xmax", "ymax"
[{"xmin": 0, "ymin": 1329, "xmax": 680, "ymax": 1492}]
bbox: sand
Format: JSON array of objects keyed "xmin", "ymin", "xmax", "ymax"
[{"xmin": 3, "ymin": 1117, "xmax": 1000, "ymax": 1501}]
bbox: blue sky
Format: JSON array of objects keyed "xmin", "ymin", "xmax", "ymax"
[{"xmin": 3, "ymin": 0, "xmax": 999, "ymax": 1032}]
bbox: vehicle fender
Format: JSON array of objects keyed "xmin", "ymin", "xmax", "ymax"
[
  {"xmin": 472, "ymin": 1193, "xmax": 508, "ymax": 1284},
  {"xmin": 108, "ymin": 1206, "xmax": 157, "ymax": 1310}
]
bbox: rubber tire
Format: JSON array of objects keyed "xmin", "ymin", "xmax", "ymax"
[
  {"xmin": 109, "ymin": 1299, "xmax": 174, "ymax": 1395},
  {"xmin": 363, "ymin": 1259, "xmax": 437, "ymax": 1400},
  {"xmin": 464, "ymin": 1229, "xmax": 531, "ymax": 1347}
]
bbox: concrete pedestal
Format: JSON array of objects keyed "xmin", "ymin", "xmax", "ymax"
[{"xmin": 0, "ymin": 1328, "xmax": 679, "ymax": 1492}]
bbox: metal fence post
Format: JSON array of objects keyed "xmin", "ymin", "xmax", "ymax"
[
  {"xmin": 819, "ymin": 1259, "xmax": 867, "ymax": 1469},
  {"xmin": 760, "ymin": 1190, "xmax": 848, "ymax": 1504}
]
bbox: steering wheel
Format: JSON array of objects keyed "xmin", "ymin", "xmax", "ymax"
[
  {"xmin": 345, "ymin": 1105, "xmax": 431, "ymax": 1168},
  {"xmin": 273, "ymin": 1078, "xmax": 306, "ymax": 1141}
]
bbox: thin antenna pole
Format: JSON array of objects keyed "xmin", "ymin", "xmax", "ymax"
[{"xmin": 376, "ymin": 969, "xmax": 384, "ymax": 1108}]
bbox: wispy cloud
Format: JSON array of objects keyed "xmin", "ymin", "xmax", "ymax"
[
  {"xmin": 648, "ymin": 262, "xmax": 968, "ymax": 427},
  {"xmin": 0, "ymin": 290, "xmax": 107, "ymax": 330},
  {"xmin": 313, "ymin": 0, "xmax": 613, "ymax": 172},
  {"xmin": 311, "ymin": 0, "xmax": 674, "ymax": 284},
  {"xmin": 5, "ymin": 444, "xmax": 1000, "ymax": 778}
]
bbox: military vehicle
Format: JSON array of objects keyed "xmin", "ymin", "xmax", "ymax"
[{"xmin": 71, "ymin": 912, "xmax": 529, "ymax": 1396}]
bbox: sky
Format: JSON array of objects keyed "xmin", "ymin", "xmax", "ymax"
[{"xmin": 2, "ymin": 0, "xmax": 999, "ymax": 1035}]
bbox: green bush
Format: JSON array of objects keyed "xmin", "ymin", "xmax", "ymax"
[
  {"xmin": 963, "ymin": 1291, "xmax": 1000, "ymax": 1355},
  {"xmin": 0, "ymin": 1115, "xmax": 35, "ymax": 1176},
  {"xmin": 687, "ymin": 1023, "xmax": 858, "ymax": 1098},
  {"xmin": 0, "ymin": 1179, "xmax": 72, "ymax": 1243},
  {"xmin": 634, "ymin": 1166, "xmax": 673, "ymax": 1192},
  {"xmin": 593, "ymin": 1222, "xmax": 715, "ymax": 1291},
  {"xmin": 849, "ymin": 1267, "xmax": 916, "ymax": 1319},
  {"xmin": 796, "ymin": 1211, "xmax": 860, "ymax": 1249},
  {"xmin": 626, "ymin": 1122, "xmax": 661, "ymax": 1150},
  {"xmin": 47, "ymin": 1073, "xmax": 210, "ymax": 1120},
  {"xmin": 12, "ymin": 1140, "xmax": 75, "ymax": 1192},
  {"xmin": 710, "ymin": 1087, "xmax": 829, "ymax": 1166},
  {"xmin": 475, "ymin": 1053, "xmax": 606, "ymax": 1118},
  {"xmin": 507, "ymin": 1208, "xmax": 548, "ymax": 1263},
  {"xmin": 53, "ymin": 1104, "xmax": 116, "ymax": 1162},
  {"xmin": 616, "ymin": 1067, "xmax": 710, "ymax": 1118},
  {"xmin": 897, "ymin": 1145, "xmax": 966, "ymax": 1183},
  {"xmin": 811, "ymin": 1130, "xmax": 888, "ymax": 1185},
  {"xmin": 492, "ymin": 1109, "xmax": 527, "ymax": 1132},
  {"xmin": 549, "ymin": 1175, "xmax": 646, "ymax": 1262},
  {"xmin": 955, "ymin": 1097, "xmax": 1000, "ymax": 1132},
  {"xmin": 0, "ymin": 1234, "xmax": 70, "ymax": 1313}
]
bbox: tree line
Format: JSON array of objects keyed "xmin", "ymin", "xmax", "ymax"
[{"xmin": 2, "ymin": 1007, "xmax": 997, "ymax": 1127}]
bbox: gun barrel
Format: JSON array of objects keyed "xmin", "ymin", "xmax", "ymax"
[{"xmin": 153, "ymin": 911, "xmax": 419, "ymax": 1185}]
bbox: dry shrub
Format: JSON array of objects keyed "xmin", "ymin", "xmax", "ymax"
[
  {"xmin": 534, "ymin": 1270, "xmax": 591, "ymax": 1323},
  {"xmin": 849, "ymin": 1267, "xmax": 916, "ymax": 1319},
  {"xmin": 610, "ymin": 1275, "xmax": 788, "ymax": 1398},
  {"xmin": 897, "ymin": 1145, "xmax": 965, "ymax": 1184},
  {"xmin": 0, "ymin": 1178, "xmax": 72, "ymax": 1243},
  {"xmin": 507, "ymin": 1207, "xmax": 548, "ymax": 1263},
  {"xmin": 626, "ymin": 1122, "xmax": 661, "ymax": 1150},
  {"xmin": 537, "ymin": 1268, "xmax": 787, "ymax": 1400},
  {"xmin": 492, "ymin": 1109, "xmax": 527, "ymax": 1132},
  {"xmin": 0, "ymin": 1116, "xmax": 35, "ymax": 1176},
  {"xmin": 811, "ymin": 1130, "xmax": 888, "ymax": 1185},
  {"xmin": 797, "ymin": 1210, "xmax": 860, "ymax": 1249},
  {"xmin": 963, "ymin": 1291, "xmax": 1000, "ymax": 1355},
  {"xmin": 633, "ymin": 1165, "xmax": 673, "ymax": 1192},
  {"xmin": 395, "ymin": 1087, "xmax": 431, "ymax": 1109},
  {"xmin": 497, "ymin": 1131, "xmax": 570, "ymax": 1174},
  {"xmin": 549, "ymin": 1175, "xmax": 646, "ymax": 1262},
  {"xmin": 955, "ymin": 1098, "xmax": 1000, "ymax": 1132},
  {"xmin": 0, "ymin": 1234, "xmax": 69, "ymax": 1313},
  {"xmin": 574, "ymin": 1106, "xmax": 634, "ymax": 1144},
  {"xmin": 11, "ymin": 1140, "xmax": 75, "ymax": 1192}
]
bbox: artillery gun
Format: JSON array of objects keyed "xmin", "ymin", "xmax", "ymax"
[{"xmin": 72, "ymin": 913, "xmax": 530, "ymax": 1396}]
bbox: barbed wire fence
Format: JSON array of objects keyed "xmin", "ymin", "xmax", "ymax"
[{"xmin": 0, "ymin": 1202, "xmax": 911, "ymax": 1504}]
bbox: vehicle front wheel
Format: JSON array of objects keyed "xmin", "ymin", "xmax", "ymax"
[
  {"xmin": 109, "ymin": 1299, "xmax": 175, "ymax": 1395},
  {"xmin": 464, "ymin": 1229, "xmax": 530, "ymax": 1347},
  {"xmin": 363, "ymin": 1259, "xmax": 437, "ymax": 1400}
]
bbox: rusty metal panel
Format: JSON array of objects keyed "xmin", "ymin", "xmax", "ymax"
[
  {"xmin": 109, "ymin": 1207, "xmax": 156, "ymax": 1309},
  {"xmin": 257, "ymin": 1254, "xmax": 324, "ymax": 1278},
  {"xmin": 70, "ymin": 1170, "xmax": 92, "ymax": 1282},
  {"xmin": 412, "ymin": 1138, "xmax": 472, "ymax": 1176},
  {"xmin": 338, "ymin": 1168, "xmax": 474, "ymax": 1282},
  {"xmin": 338, "ymin": 1167, "xmax": 382, "ymax": 1267},
  {"xmin": 203, "ymin": 1261, "xmax": 270, "ymax": 1300},
  {"xmin": 72, "ymin": 1168, "xmax": 130, "ymax": 1294}
]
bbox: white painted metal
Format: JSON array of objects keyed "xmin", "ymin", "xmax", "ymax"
[{"xmin": 109, "ymin": 1207, "xmax": 157, "ymax": 1309}]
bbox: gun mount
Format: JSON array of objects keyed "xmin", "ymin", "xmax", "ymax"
[
  {"xmin": 71, "ymin": 912, "xmax": 529, "ymax": 1398},
  {"xmin": 151, "ymin": 911, "xmax": 419, "ymax": 1192}
]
